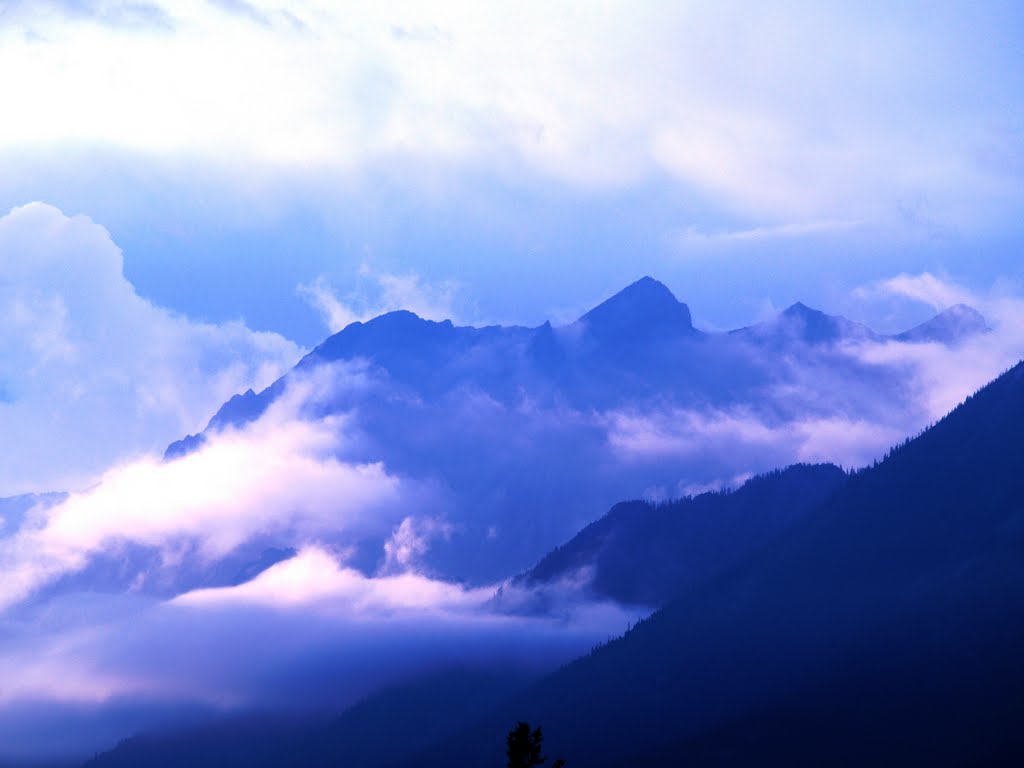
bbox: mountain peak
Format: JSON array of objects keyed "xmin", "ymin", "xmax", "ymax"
[
  {"xmin": 733, "ymin": 302, "xmax": 877, "ymax": 345},
  {"xmin": 895, "ymin": 304, "xmax": 989, "ymax": 344},
  {"xmin": 578, "ymin": 277, "xmax": 694, "ymax": 343},
  {"xmin": 782, "ymin": 301, "xmax": 821, "ymax": 317}
]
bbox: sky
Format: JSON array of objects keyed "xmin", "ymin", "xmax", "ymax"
[
  {"xmin": 0, "ymin": 1, "xmax": 1020, "ymax": 338},
  {"xmin": 0, "ymin": 0, "xmax": 1020, "ymax": 494},
  {"xmin": 0, "ymin": 1, "xmax": 1022, "ymax": 761}
]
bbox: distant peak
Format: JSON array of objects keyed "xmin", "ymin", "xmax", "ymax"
[
  {"xmin": 578, "ymin": 277, "xmax": 694, "ymax": 341},
  {"xmin": 941, "ymin": 304, "xmax": 986, "ymax": 321},
  {"xmin": 622, "ymin": 276, "xmax": 677, "ymax": 300},
  {"xmin": 895, "ymin": 304, "xmax": 989, "ymax": 345},
  {"xmin": 782, "ymin": 301, "xmax": 824, "ymax": 317},
  {"xmin": 752, "ymin": 302, "xmax": 877, "ymax": 344}
]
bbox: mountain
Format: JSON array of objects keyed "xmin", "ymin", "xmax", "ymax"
[
  {"xmin": 575, "ymin": 276, "xmax": 699, "ymax": 347},
  {"xmin": 894, "ymin": 303, "xmax": 990, "ymax": 344},
  {"xmin": 731, "ymin": 301, "xmax": 880, "ymax": 345},
  {"xmin": 403, "ymin": 360, "xmax": 1024, "ymax": 767},
  {"xmin": 515, "ymin": 463, "xmax": 846, "ymax": 607},
  {"xmin": 87, "ymin": 361, "xmax": 1024, "ymax": 768},
  {"xmin": 156, "ymin": 277, "xmax": 990, "ymax": 584}
]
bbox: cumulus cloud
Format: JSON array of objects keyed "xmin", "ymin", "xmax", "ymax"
[{"xmin": 0, "ymin": 202, "xmax": 303, "ymax": 494}]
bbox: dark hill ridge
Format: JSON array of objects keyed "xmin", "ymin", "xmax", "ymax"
[
  {"xmin": 517, "ymin": 463, "xmax": 847, "ymax": 606},
  {"xmin": 81, "ymin": 666, "xmax": 534, "ymax": 768},
  {"xmin": 403, "ymin": 360, "xmax": 1024, "ymax": 767}
]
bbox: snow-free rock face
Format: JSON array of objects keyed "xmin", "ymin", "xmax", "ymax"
[{"xmin": 894, "ymin": 303, "xmax": 989, "ymax": 344}]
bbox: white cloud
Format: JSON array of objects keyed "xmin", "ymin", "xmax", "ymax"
[
  {"xmin": 677, "ymin": 218, "xmax": 865, "ymax": 246},
  {"xmin": 0, "ymin": 544, "xmax": 632, "ymax": 760},
  {"xmin": 380, "ymin": 516, "xmax": 453, "ymax": 575},
  {"xmin": 849, "ymin": 272, "xmax": 1024, "ymax": 422},
  {"xmin": 177, "ymin": 545, "xmax": 486, "ymax": 613},
  {"xmin": 0, "ymin": 202, "xmax": 303, "ymax": 494},
  {"xmin": 0, "ymin": 2, "xmax": 1018, "ymax": 224},
  {"xmin": 298, "ymin": 265, "xmax": 461, "ymax": 333},
  {"xmin": 855, "ymin": 271, "xmax": 977, "ymax": 311},
  {"xmin": 0, "ymin": 378, "xmax": 405, "ymax": 610},
  {"xmin": 605, "ymin": 407, "xmax": 905, "ymax": 473}
]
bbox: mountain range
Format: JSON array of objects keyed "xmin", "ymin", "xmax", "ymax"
[
  {"xmin": 157, "ymin": 277, "xmax": 987, "ymax": 583},
  {"xmin": 84, "ymin": 358, "xmax": 1024, "ymax": 767},
  {"xmin": 406, "ymin": 359, "xmax": 1024, "ymax": 767}
]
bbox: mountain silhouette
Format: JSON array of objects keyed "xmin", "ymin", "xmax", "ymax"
[
  {"xmin": 402, "ymin": 360, "xmax": 1024, "ymax": 767},
  {"xmin": 159, "ymin": 277, "xmax": 991, "ymax": 583},
  {"xmin": 731, "ymin": 301, "xmax": 880, "ymax": 345},
  {"xmin": 575, "ymin": 276, "xmax": 697, "ymax": 346},
  {"xmin": 515, "ymin": 463, "xmax": 846, "ymax": 607},
  {"xmin": 894, "ymin": 303, "xmax": 990, "ymax": 344},
  {"xmin": 79, "ymin": 361, "xmax": 1024, "ymax": 768}
]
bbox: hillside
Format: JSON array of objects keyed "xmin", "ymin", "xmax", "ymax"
[
  {"xmin": 517, "ymin": 463, "xmax": 846, "ymax": 606},
  {"xmin": 407, "ymin": 361, "xmax": 1024, "ymax": 766}
]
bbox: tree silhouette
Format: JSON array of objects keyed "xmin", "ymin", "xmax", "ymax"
[{"xmin": 506, "ymin": 721, "xmax": 565, "ymax": 768}]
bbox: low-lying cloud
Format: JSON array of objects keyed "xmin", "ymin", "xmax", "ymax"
[
  {"xmin": 0, "ymin": 367, "xmax": 408, "ymax": 610},
  {"xmin": 851, "ymin": 272, "xmax": 1024, "ymax": 422}
]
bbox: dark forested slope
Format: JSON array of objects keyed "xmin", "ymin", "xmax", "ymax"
[
  {"xmin": 408, "ymin": 361, "xmax": 1024, "ymax": 767},
  {"xmin": 518, "ymin": 463, "xmax": 847, "ymax": 606}
]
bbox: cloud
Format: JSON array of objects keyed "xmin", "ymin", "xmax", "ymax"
[
  {"xmin": 380, "ymin": 516, "xmax": 453, "ymax": 575},
  {"xmin": 0, "ymin": 537, "xmax": 630, "ymax": 762},
  {"xmin": 176, "ymin": 545, "xmax": 486, "ymax": 613},
  {"xmin": 855, "ymin": 271, "xmax": 977, "ymax": 311},
  {"xmin": 677, "ymin": 218, "xmax": 865, "ymax": 246},
  {"xmin": 0, "ymin": 2, "xmax": 1019, "ymax": 225},
  {"xmin": 0, "ymin": 0, "xmax": 175, "ymax": 32},
  {"xmin": 605, "ymin": 407, "xmax": 905, "ymax": 474},
  {"xmin": 0, "ymin": 364, "xmax": 409, "ymax": 610},
  {"xmin": 0, "ymin": 202, "xmax": 303, "ymax": 494},
  {"xmin": 299, "ymin": 266, "xmax": 462, "ymax": 332},
  {"xmin": 848, "ymin": 272, "xmax": 1024, "ymax": 422}
]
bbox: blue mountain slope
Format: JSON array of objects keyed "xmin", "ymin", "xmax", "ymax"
[
  {"xmin": 405, "ymin": 361, "xmax": 1024, "ymax": 767},
  {"xmin": 516, "ymin": 463, "xmax": 846, "ymax": 607},
  {"xmin": 159, "ymin": 277, "xmax": 990, "ymax": 582},
  {"xmin": 894, "ymin": 303, "xmax": 990, "ymax": 344},
  {"xmin": 88, "ymin": 362, "xmax": 1024, "ymax": 768}
]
